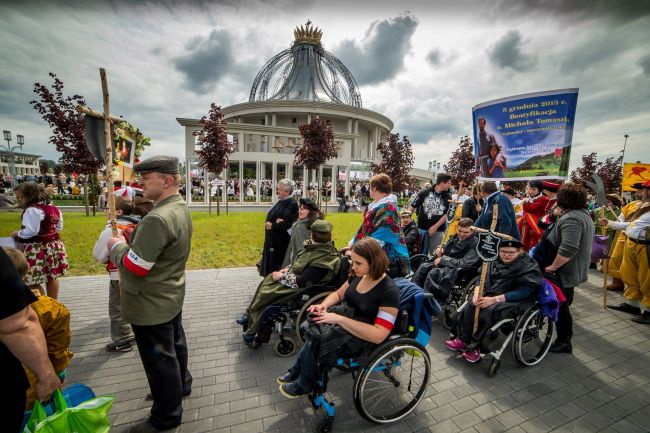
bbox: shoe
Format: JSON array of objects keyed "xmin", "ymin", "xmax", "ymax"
[
  {"xmin": 606, "ymin": 278, "xmax": 625, "ymax": 291},
  {"xmin": 589, "ymin": 262, "xmax": 597, "ymax": 269},
  {"xmin": 130, "ymin": 416, "xmax": 180, "ymax": 432},
  {"xmin": 608, "ymin": 303, "xmax": 641, "ymax": 315},
  {"xmin": 279, "ymin": 382, "xmax": 310, "ymax": 399},
  {"xmin": 277, "ymin": 370, "xmax": 299, "ymax": 385},
  {"xmin": 631, "ymin": 311, "xmax": 650, "ymax": 325},
  {"xmin": 243, "ymin": 333, "xmax": 256, "ymax": 343},
  {"xmin": 462, "ymin": 348, "xmax": 481, "ymax": 363},
  {"xmin": 105, "ymin": 339, "xmax": 134, "ymax": 352},
  {"xmin": 236, "ymin": 313, "xmax": 249, "ymax": 326},
  {"xmin": 445, "ymin": 337, "xmax": 467, "ymax": 352},
  {"xmin": 549, "ymin": 340, "xmax": 573, "ymax": 354}
]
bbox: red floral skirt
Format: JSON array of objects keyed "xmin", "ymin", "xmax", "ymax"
[{"xmin": 23, "ymin": 240, "xmax": 68, "ymax": 286}]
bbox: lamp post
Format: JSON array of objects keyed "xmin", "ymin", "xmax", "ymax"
[{"xmin": 2, "ymin": 130, "xmax": 24, "ymax": 188}]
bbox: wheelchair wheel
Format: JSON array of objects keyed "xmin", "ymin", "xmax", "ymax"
[
  {"xmin": 295, "ymin": 292, "xmax": 333, "ymax": 342},
  {"xmin": 488, "ymin": 359, "xmax": 500, "ymax": 377},
  {"xmin": 353, "ymin": 338, "xmax": 430, "ymax": 424},
  {"xmin": 512, "ymin": 307, "xmax": 554, "ymax": 367},
  {"xmin": 441, "ymin": 304, "xmax": 457, "ymax": 330},
  {"xmin": 274, "ymin": 337, "xmax": 296, "ymax": 357}
]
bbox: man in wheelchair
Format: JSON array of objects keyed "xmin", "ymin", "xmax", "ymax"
[
  {"xmin": 411, "ymin": 217, "xmax": 480, "ymax": 304},
  {"xmin": 277, "ymin": 237, "xmax": 400, "ymax": 398},
  {"xmin": 445, "ymin": 239, "xmax": 542, "ymax": 363},
  {"xmin": 238, "ymin": 219, "xmax": 341, "ymax": 344}
]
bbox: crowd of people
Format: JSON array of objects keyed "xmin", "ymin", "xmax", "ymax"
[{"xmin": 4, "ymin": 154, "xmax": 648, "ymax": 432}]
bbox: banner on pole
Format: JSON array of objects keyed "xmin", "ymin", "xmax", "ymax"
[
  {"xmin": 472, "ymin": 88, "xmax": 578, "ymax": 181},
  {"xmin": 622, "ymin": 162, "xmax": 650, "ymax": 192}
]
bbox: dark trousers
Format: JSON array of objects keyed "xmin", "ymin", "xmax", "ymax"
[
  {"xmin": 1, "ymin": 377, "xmax": 26, "ymax": 433},
  {"xmin": 556, "ymin": 286, "xmax": 575, "ymax": 342},
  {"xmin": 132, "ymin": 312, "xmax": 192, "ymax": 429}
]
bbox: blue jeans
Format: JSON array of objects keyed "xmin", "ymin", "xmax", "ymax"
[{"xmin": 287, "ymin": 340, "xmax": 319, "ymax": 391}]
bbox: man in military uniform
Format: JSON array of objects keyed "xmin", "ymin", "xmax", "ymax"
[
  {"xmin": 107, "ymin": 155, "xmax": 193, "ymax": 430},
  {"xmin": 605, "ymin": 181, "xmax": 650, "ymax": 324}
]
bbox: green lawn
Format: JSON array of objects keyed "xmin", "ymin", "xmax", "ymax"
[{"xmin": 0, "ymin": 211, "xmax": 362, "ymax": 276}]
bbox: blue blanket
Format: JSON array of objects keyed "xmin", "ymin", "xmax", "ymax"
[{"xmin": 393, "ymin": 277, "xmax": 440, "ymax": 346}]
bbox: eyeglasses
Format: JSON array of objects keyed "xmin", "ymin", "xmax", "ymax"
[{"xmin": 499, "ymin": 250, "xmax": 519, "ymax": 256}]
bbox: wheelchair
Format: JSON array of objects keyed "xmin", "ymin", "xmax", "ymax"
[
  {"xmin": 453, "ymin": 293, "xmax": 555, "ymax": 377},
  {"xmin": 248, "ymin": 257, "xmax": 351, "ymax": 357},
  {"xmin": 308, "ymin": 295, "xmax": 433, "ymax": 432}
]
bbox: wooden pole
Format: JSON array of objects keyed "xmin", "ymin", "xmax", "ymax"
[
  {"xmin": 100, "ymin": 68, "xmax": 118, "ymax": 238},
  {"xmin": 601, "ymin": 207, "xmax": 609, "ymax": 309},
  {"xmin": 473, "ymin": 203, "xmax": 499, "ymax": 334}
]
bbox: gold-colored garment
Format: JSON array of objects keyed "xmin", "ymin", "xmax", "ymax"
[{"xmin": 608, "ymin": 200, "xmax": 641, "ymax": 279}]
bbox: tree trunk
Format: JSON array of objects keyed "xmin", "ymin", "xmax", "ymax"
[
  {"xmin": 217, "ymin": 185, "xmax": 221, "ymax": 216},
  {"xmin": 208, "ymin": 186, "xmax": 212, "ymax": 215},
  {"xmin": 90, "ymin": 173, "xmax": 97, "ymax": 216},
  {"xmin": 84, "ymin": 180, "xmax": 90, "ymax": 216},
  {"xmin": 226, "ymin": 187, "xmax": 229, "ymax": 215}
]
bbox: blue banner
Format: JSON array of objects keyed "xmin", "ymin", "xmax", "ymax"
[{"xmin": 472, "ymin": 88, "xmax": 578, "ymax": 181}]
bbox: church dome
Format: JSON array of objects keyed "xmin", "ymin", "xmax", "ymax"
[{"xmin": 249, "ymin": 23, "xmax": 362, "ymax": 108}]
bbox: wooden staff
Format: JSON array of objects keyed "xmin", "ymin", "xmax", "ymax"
[
  {"xmin": 473, "ymin": 204, "xmax": 500, "ymax": 334},
  {"xmin": 76, "ymin": 69, "xmax": 117, "ymax": 237},
  {"xmin": 600, "ymin": 206, "xmax": 609, "ymax": 309}
]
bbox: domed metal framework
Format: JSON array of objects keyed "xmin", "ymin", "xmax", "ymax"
[{"xmin": 249, "ymin": 23, "xmax": 362, "ymax": 108}]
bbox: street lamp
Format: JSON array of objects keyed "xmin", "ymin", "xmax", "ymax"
[{"xmin": 2, "ymin": 130, "xmax": 24, "ymax": 188}]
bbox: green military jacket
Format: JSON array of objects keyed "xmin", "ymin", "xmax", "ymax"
[{"xmin": 110, "ymin": 194, "xmax": 192, "ymax": 325}]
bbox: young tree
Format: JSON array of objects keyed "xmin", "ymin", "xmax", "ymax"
[
  {"xmin": 39, "ymin": 162, "xmax": 49, "ymax": 176},
  {"xmin": 371, "ymin": 132, "xmax": 416, "ymax": 193},
  {"xmin": 31, "ymin": 73, "xmax": 102, "ymax": 215},
  {"xmin": 570, "ymin": 152, "xmax": 601, "ymax": 185},
  {"xmin": 295, "ymin": 118, "xmax": 338, "ymax": 208},
  {"xmin": 193, "ymin": 103, "xmax": 234, "ymax": 215},
  {"xmin": 444, "ymin": 135, "xmax": 477, "ymax": 187},
  {"xmin": 596, "ymin": 155, "xmax": 623, "ymax": 193}
]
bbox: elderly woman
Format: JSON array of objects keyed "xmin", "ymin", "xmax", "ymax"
[
  {"xmin": 278, "ymin": 237, "xmax": 400, "ymax": 398},
  {"xmin": 445, "ymin": 239, "xmax": 542, "ymax": 363},
  {"xmin": 282, "ymin": 198, "xmax": 322, "ymax": 268},
  {"xmin": 349, "ymin": 174, "xmax": 410, "ymax": 278},
  {"xmin": 240, "ymin": 220, "xmax": 341, "ymax": 343}
]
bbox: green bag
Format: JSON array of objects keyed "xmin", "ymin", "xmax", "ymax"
[{"xmin": 23, "ymin": 389, "xmax": 114, "ymax": 433}]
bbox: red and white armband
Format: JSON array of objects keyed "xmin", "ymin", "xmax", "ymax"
[{"xmin": 374, "ymin": 310, "xmax": 396, "ymax": 331}]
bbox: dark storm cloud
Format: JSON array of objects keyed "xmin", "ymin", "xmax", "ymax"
[
  {"xmin": 488, "ymin": 30, "xmax": 535, "ymax": 72},
  {"xmin": 494, "ymin": 0, "xmax": 650, "ymax": 23},
  {"xmin": 333, "ymin": 12, "xmax": 419, "ymax": 85},
  {"xmin": 173, "ymin": 28, "xmax": 242, "ymax": 93},
  {"xmin": 639, "ymin": 53, "xmax": 650, "ymax": 76},
  {"xmin": 426, "ymin": 49, "xmax": 441, "ymax": 66}
]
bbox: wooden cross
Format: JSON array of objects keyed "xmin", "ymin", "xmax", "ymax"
[
  {"xmin": 471, "ymin": 203, "xmax": 514, "ymax": 334},
  {"xmin": 75, "ymin": 68, "xmax": 121, "ymax": 237}
]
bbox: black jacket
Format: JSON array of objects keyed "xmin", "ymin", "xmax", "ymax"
[
  {"xmin": 402, "ymin": 221, "xmax": 420, "ymax": 256},
  {"xmin": 260, "ymin": 197, "xmax": 299, "ymax": 276}
]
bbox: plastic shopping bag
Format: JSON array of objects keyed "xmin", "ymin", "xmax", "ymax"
[{"xmin": 23, "ymin": 388, "xmax": 114, "ymax": 433}]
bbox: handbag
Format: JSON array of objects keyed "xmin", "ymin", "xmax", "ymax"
[
  {"xmin": 591, "ymin": 234, "xmax": 609, "ymax": 261},
  {"xmin": 23, "ymin": 389, "xmax": 114, "ymax": 433}
]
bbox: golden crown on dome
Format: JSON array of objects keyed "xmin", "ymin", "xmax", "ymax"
[{"xmin": 293, "ymin": 21, "xmax": 322, "ymax": 46}]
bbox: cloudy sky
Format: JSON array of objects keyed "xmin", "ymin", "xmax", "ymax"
[{"xmin": 1, "ymin": 0, "xmax": 649, "ymax": 172}]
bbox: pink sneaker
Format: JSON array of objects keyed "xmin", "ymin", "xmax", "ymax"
[
  {"xmin": 445, "ymin": 337, "xmax": 467, "ymax": 352},
  {"xmin": 462, "ymin": 348, "xmax": 481, "ymax": 363}
]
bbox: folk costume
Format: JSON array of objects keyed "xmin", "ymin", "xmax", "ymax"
[
  {"xmin": 454, "ymin": 248, "xmax": 542, "ymax": 346},
  {"xmin": 109, "ymin": 156, "xmax": 193, "ymax": 430},
  {"xmin": 260, "ymin": 196, "xmax": 299, "ymax": 276},
  {"xmin": 475, "ymin": 191, "xmax": 521, "ymax": 240},
  {"xmin": 353, "ymin": 194, "xmax": 410, "ymax": 277},
  {"xmin": 244, "ymin": 227, "xmax": 341, "ymax": 339},
  {"xmin": 607, "ymin": 198, "xmax": 642, "ymax": 288},
  {"xmin": 518, "ymin": 193, "xmax": 549, "ymax": 251},
  {"xmin": 16, "ymin": 202, "xmax": 68, "ymax": 286},
  {"xmin": 412, "ymin": 233, "xmax": 480, "ymax": 304},
  {"xmin": 538, "ymin": 181, "xmax": 561, "ymax": 230}
]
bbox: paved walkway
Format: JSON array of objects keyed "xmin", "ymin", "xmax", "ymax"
[{"xmin": 59, "ymin": 269, "xmax": 650, "ymax": 433}]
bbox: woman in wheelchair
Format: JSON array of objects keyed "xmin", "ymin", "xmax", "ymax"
[
  {"xmin": 446, "ymin": 239, "xmax": 542, "ymax": 363},
  {"xmin": 277, "ymin": 237, "xmax": 400, "ymax": 398},
  {"xmin": 238, "ymin": 219, "xmax": 341, "ymax": 343}
]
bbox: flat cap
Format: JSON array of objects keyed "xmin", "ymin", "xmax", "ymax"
[
  {"xmin": 605, "ymin": 194, "xmax": 622, "ymax": 207},
  {"xmin": 133, "ymin": 155, "xmax": 180, "ymax": 174},
  {"xmin": 310, "ymin": 219, "xmax": 333, "ymax": 234},
  {"xmin": 299, "ymin": 197, "xmax": 320, "ymax": 212},
  {"xmin": 500, "ymin": 239, "xmax": 522, "ymax": 249},
  {"xmin": 400, "ymin": 209, "xmax": 412, "ymax": 217}
]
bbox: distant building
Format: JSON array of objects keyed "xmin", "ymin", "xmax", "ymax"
[
  {"xmin": 0, "ymin": 150, "xmax": 41, "ymax": 177},
  {"xmin": 177, "ymin": 23, "xmax": 395, "ymax": 205}
]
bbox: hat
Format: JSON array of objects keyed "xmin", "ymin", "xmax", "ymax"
[
  {"xmin": 631, "ymin": 182, "xmax": 644, "ymax": 189},
  {"xmin": 133, "ymin": 155, "xmax": 180, "ymax": 174},
  {"xmin": 541, "ymin": 180, "xmax": 561, "ymax": 192},
  {"xmin": 642, "ymin": 180, "xmax": 650, "ymax": 189},
  {"xmin": 605, "ymin": 194, "xmax": 622, "ymax": 207},
  {"xmin": 502, "ymin": 188, "xmax": 516, "ymax": 196},
  {"xmin": 310, "ymin": 219, "xmax": 332, "ymax": 234},
  {"xmin": 299, "ymin": 197, "xmax": 319, "ymax": 212},
  {"xmin": 400, "ymin": 209, "xmax": 412, "ymax": 217},
  {"xmin": 500, "ymin": 239, "xmax": 522, "ymax": 249}
]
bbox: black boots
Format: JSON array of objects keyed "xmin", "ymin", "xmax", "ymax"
[{"xmin": 549, "ymin": 339, "xmax": 572, "ymax": 354}]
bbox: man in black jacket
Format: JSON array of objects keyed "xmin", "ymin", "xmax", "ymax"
[
  {"xmin": 412, "ymin": 218, "xmax": 481, "ymax": 303},
  {"xmin": 400, "ymin": 210, "xmax": 420, "ymax": 256},
  {"xmin": 259, "ymin": 179, "xmax": 299, "ymax": 276}
]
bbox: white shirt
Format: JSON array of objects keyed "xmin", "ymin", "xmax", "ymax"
[
  {"xmin": 17, "ymin": 206, "xmax": 64, "ymax": 239},
  {"xmin": 607, "ymin": 208, "xmax": 650, "ymax": 240}
]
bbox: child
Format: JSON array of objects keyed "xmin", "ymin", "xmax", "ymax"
[
  {"xmin": 92, "ymin": 196, "xmax": 139, "ymax": 352},
  {"xmin": 12, "ymin": 181, "xmax": 68, "ymax": 299},
  {"xmin": 3, "ymin": 246, "xmax": 73, "ymax": 410}
]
